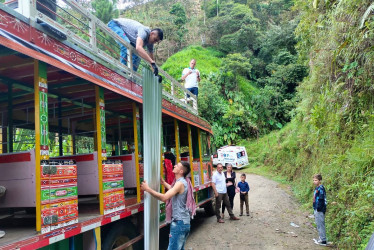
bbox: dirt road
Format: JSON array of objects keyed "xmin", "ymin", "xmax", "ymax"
[{"xmin": 181, "ymin": 174, "xmax": 325, "ymax": 250}]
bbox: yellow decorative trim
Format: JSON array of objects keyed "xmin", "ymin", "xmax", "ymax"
[
  {"xmin": 187, "ymin": 124, "xmax": 194, "ymax": 187},
  {"xmin": 95, "ymin": 86, "xmax": 104, "ymax": 215},
  {"xmin": 161, "ymin": 148, "xmax": 165, "ymax": 193},
  {"xmin": 198, "ymin": 129, "xmax": 204, "ymax": 184},
  {"xmin": 133, "ymin": 103, "xmax": 141, "ymax": 203},
  {"xmin": 94, "ymin": 227, "xmax": 102, "ymax": 250},
  {"xmin": 34, "ymin": 60, "xmax": 41, "ymax": 232},
  {"xmin": 174, "ymin": 119, "xmax": 180, "ymax": 163}
]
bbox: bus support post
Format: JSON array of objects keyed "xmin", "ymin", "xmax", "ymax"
[
  {"xmin": 198, "ymin": 129, "xmax": 204, "ymax": 185},
  {"xmin": 34, "ymin": 60, "xmax": 48, "ymax": 232},
  {"xmin": 187, "ymin": 124, "xmax": 195, "ymax": 187},
  {"xmin": 94, "ymin": 86, "xmax": 106, "ymax": 215},
  {"xmin": 132, "ymin": 102, "xmax": 141, "ymax": 203},
  {"xmin": 174, "ymin": 119, "xmax": 180, "ymax": 163}
]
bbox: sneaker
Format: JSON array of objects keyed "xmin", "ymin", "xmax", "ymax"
[
  {"xmin": 239, "ymin": 214, "xmax": 243, "ymax": 216},
  {"xmin": 313, "ymin": 238, "xmax": 327, "ymax": 246},
  {"xmin": 217, "ymin": 219, "xmax": 225, "ymax": 223},
  {"xmin": 0, "ymin": 230, "xmax": 5, "ymax": 238},
  {"xmin": 230, "ymin": 216, "xmax": 240, "ymax": 220}
]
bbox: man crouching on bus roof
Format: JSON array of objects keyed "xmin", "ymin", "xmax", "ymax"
[
  {"xmin": 141, "ymin": 162, "xmax": 196, "ymax": 250},
  {"xmin": 107, "ymin": 18, "xmax": 163, "ymax": 76}
]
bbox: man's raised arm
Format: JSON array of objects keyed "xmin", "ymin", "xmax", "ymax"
[{"xmin": 136, "ymin": 37, "xmax": 155, "ymax": 64}]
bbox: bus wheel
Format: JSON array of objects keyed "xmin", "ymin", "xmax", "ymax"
[
  {"xmin": 203, "ymin": 199, "xmax": 216, "ymax": 216},
  {"xmin": 102, "ymin": 221, "xmax": 141, "ymax": 250}
]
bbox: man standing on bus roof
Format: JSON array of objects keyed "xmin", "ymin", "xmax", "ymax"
[
  {"xmin": 141, "ymin": 162, "xmax": 196, "ymax": 250},
  {"xmin": 181, "ymin": 59, "xmax": 200, "ymax": 98},
  {"xmin": 108, "ymin": 18, "xmax": 163, "ymax": 76}
]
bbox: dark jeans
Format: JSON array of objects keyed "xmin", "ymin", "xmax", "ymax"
[
  {"xmin": 107, "ymin": 20, "xmax": 140, "ymax": 71},
  {"xmin": 215, "ymin": 193, "xmax": 234, "ymax": 220},
  {"xmin": 222, "ymin": 185, "xmax": 235, "ymax": 214},
  {"xmin": 167, "ymin": 220, "xmax": 190, "ymax": 250},
  {"xmin": 240, "ymin": 193, "xmax": 249, "ymax": 215},
  {"xmin": 186, "ymin": 87, "xmax": 198, "ymax": 98}
]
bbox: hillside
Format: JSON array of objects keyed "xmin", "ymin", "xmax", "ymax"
[
  {"xmin": 119, "ymin": 0, "xmax": 374, "ymax": 248},
  {"xmin": 242, "ymin": 0, "xmax": 374, "ymax": 248},
  {"xmin": 161, "ymin": 46, "xmax": 223, "ymax": 79}
]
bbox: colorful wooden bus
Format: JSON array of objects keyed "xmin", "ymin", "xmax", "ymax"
[{"xmin": 0, "ymin": 0, "xmax": 215, "ymax": 249}]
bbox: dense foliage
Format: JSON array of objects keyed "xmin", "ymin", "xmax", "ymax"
[
  {"xmin": 200, "ymin": 0, "xmax": 307, "ymax": 144},
  {"xmin": 124, "ymin": 0, "xmax": 374, "ymax": 248},
  {"xmin": 91, "ymin": 0, "xmax": 119, "ymax": 23},
  {"xmin": 128, "ymin": 0, "xmax": 307, "ymax": 146},
  {"xmin": 243, "ymin": 0, "xmax": 374, "ymax": 248},
  {"xmin": 26, "ymin": 0, "xmax": 369, "ymax": 247}
]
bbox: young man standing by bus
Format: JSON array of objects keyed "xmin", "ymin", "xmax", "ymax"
[{"xmin": 141, "ymin": 162, "xmax": 195, "ymax": 250}]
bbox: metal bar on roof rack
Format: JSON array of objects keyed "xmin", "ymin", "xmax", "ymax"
[{"xmin": 13, "ymin": 0, "xmax": 199, "ymax": 114}]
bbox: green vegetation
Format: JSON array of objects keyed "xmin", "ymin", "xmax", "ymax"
[
  {"xmin": 138, "ymin": 0, "xmax": 305, "ymax": 146},
  {"xmin": 161, "ymin": 46, "xmax": 223, "ymax": 79},
  {"xmin": 242, "ymin": 0, "xmax": 374, "ymax": 248},
  {"xmin": 93, "ymin": 0, "xmax": 374, "ymax": 247}
]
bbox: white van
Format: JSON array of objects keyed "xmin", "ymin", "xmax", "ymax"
[{"xmin": 212, "ymin": 145, "xmax": 249, "ymax": 169}]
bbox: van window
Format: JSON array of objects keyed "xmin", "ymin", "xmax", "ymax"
[{"xmin": 237, "ymin": 151, "xmax": 246, "ymax": 158}]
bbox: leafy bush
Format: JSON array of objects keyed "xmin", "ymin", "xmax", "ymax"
[{"xmin": 244, "ymin": 0, "xmax": 374, "ymax": 248}]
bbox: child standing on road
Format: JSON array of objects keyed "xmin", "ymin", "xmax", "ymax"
[
  {"xmin": 237, "ymin": 173, "xmax": 250, "ymax": 216},
  {"xmin": 313, "ymin": 174, "xmax": 327, "ymax": 246}
]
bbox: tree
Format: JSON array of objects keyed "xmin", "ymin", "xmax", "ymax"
[
  {"xmin": 169, "ymin": 3, "xmax": 188, "ymax": 48},
  {"xmin": 91, "ymin": 0, "xmax": 119, "ymax": 23},
  {"xmin": 207, "ymin": 1, "xmax": 261, "ymax": 53}
]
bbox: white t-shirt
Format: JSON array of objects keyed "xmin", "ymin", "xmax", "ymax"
[
  {"xmin": 212, "ymin": 171, "xmax": 227, "ymax": 194},
  {"xmin": 182, "ymin": 68, "xmax": 200, "ymax": 89}
]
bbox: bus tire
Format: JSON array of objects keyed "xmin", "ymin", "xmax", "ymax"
[
  {"xmin": 102, "ymin": 220, "xmax": 142, "ymax": 250},
  {"xmin": 203, "ymin": 199, "xmax": 216, "ymax": 216}
]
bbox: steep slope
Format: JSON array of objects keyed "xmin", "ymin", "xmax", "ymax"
[{"xmin": 243, "ymin": 1, "xmax": 374, "ymax": 248}]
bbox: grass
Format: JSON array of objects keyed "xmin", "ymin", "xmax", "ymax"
[
  {"xmin": 240, "ymin": 116, "xmax": 374, "ymax": 249},
  {"xmin": 161, "ymin": 45, "xmax": 223, "ymax": 79}
]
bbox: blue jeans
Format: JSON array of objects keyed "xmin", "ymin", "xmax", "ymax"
[
  {"xmin": 186, "ymin": 87, "xmax": 198, "ymax": 98},
  {"xmin": 107, "ymin": 20, "xmax": 140, "ymax": 71},
  {"xmin": 167, "ymin": 220, "xmax": 190, "ymax": 250}
]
